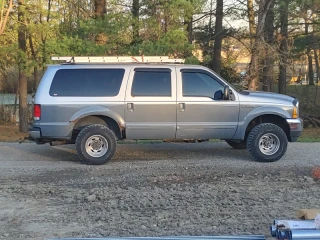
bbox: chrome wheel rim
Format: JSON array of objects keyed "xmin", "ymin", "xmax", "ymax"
[
  {"xmin": 85, "ymin": 135, "xmax": 108, "ymax": 158},
  {"xmin": 259, "ymin": 133, "xmax": 280, "ymax": 155}
]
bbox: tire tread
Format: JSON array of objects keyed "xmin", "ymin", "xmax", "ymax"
[
  {"xmin": 247, "ymin": 123, "xmax": 288, "ymax": 162},
  {"xmin": 75, "ymin": 124, "xmax": 117, "ymax": 165}
]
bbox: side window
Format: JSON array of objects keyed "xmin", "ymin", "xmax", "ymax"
[
  {"xmin": 49, "ymin": 69, "xmax": 125, "ymax": 97},
  {"xmin": 131, "ymin": 70, "xmax": 171, "ymax": 97},
  {"xmin": 182, "ymin": 72, "xmax": 223, "ymax": 98}
]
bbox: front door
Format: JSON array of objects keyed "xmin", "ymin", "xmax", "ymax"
[
  {"xmin": 124, "ymin": 67, "xmax": 177, "ymax": 140},
  {"xmin": 176, "ymin": 69, "xmax": 239, "ymax": 140}
]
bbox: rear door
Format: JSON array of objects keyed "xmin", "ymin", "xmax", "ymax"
[{"xmin": 124, "ymin": 67, "xmax": 177, "ymax": 139}]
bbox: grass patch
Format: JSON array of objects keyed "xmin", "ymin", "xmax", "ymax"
[
  {"xmin": 298, "ymin": 128, "xmax": 320, "ymax": 142},
  {"xmin": 0, "ymin": 123, "xmax": 28, "ymax": 142}
]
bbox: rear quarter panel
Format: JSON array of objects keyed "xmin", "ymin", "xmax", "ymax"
[{"xmin": 33, "ymin": 65, "xmax": 130, "ymax": 139}]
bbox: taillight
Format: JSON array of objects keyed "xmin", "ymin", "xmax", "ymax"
[{"xmin": 34, "ymin": 104, "xmax": 41, "ymax": 120}]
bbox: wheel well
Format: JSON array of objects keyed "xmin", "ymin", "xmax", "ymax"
[
  {"xmin": 72, "ymin": 115, "xmax": 122, "ymax": 141},
  {"xmin": 245, "ymin": 115, "xmax": 290, "ymax": 140}
]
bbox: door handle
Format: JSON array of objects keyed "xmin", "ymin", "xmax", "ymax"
[
  {"xmin": 178, "ymin": 103, "xmax": 186, "ymax": 112},
  {"xmin": 127, "ymin": 103, "xmax": 134, "ymax": 112}
]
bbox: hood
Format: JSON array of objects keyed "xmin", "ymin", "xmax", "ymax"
[{"xmin": 238, "ymin": 90, "xmax": 295, "ymax": 104}]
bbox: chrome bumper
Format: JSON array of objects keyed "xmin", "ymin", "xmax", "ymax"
[
  {"xmin": 29, "ymin": 127, "xmax": 41, "ymax": 139},
  {"xmin": 286, "ymin": 118, "xmax": 303, "ymax": 142}
]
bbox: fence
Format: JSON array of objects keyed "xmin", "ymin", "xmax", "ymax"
[{"xmin": 0, "ymin": 94, "xmax": 33, "ymax": 123}]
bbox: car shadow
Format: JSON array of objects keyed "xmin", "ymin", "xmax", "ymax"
[
  {"xmin": 8, "ymin": 142, "xmax": 251, "ymax": 164},
  {"xmin": 112, "ymin": 142, "xmax": 251, "ymax": 162}
]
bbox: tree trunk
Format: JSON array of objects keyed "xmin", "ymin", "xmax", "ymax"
[
  {"xmin": 307, "ymin": 49, "xmax": 314, "ymax": 85},
  {"xmin": 94, "ymin": 0, "xmax": 106, "ymax": 17},
  {"xmin": 33, "ymin": 66, "xmax": 38, "ymax": 90},
  {"xmin": 248, "ymin": 0, "xmax": 274, "ymax": 91},
  {"xmin": 18, "ymin": 0, "xmax": 28, "ymax": 133},
  {"xmin": 206, "ymin": 0, "xmax": 214, "ymax": 51},
  {"xmin": 305, "ymin": 15, "xmax": 314, "ymax": 86},
  {"xmin": 94, "ymin": 0, "xmax": 107, "ymax": 45},
  {"xmin": 313, "ymin": 14, "xmax": 319, "ymax": 84},
  {"xmin": 132, "ymin": 0, "xmax": 139, "ymax": 44},
  {"xmin": 314, "ymin": 49, "xmax": 319, "ymax": 84},
  {"xmin": 247, "ymin": 0, "xmax": 255, "ymax": 45},
  {"xmin": 164, "ymin": 13, "xmax": 168, "ymax": 34},
  {"xmin": 185, "ymin": 15, "xmax": 193, "ymax": 44},
  {"xmin": 47, "ymin": 0, "xmax": 51, "ymax": 22},
  {"xmin": 28, "ymin": 34, "xmax": 38, "ymax": 90},
  {"xmin": 262, "ymin": 1, "xmax": 275, "ymax": 92},
  {"xmin": 210, "ymin": 0, "xmax": 223, "ymax": 75},
  {"xmin": 184, "ymin": 0, "xmax": 193, "ymax": 44},
  {"xmin": 278, "ymin": 0, "xmax": 289, "ymax": 94},
  {"xmin": 40, "ymin": 0, "xmax": 52, "ymax": 68}
]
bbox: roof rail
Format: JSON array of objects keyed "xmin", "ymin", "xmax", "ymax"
[{"xmin": 50, "ymin": 56, "xmax": 185, "ymax": 64}]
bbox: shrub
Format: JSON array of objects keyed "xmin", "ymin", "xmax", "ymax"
[
  {"xmin": 0, "ymin": 105, "xmax": 14, "ymax": 123},
  {"xmin": 0, "ymin": 66, "xmax": 19, "ymax": 94},
  {"xmin": 0, "ymin": 66, "xmax": 38, "ymax": 94}
]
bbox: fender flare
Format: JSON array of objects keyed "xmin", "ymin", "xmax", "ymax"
[
  {"xmin": 69, "ymin": 106, "xmax": 125, "ymax": 128},
  {"xmin": 235, "ymin": 106, "xmax": 291, "ymax": 139}
]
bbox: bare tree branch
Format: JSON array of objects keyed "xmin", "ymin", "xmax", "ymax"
[{"xmin": 0, "ymin": 0, "xmax": 13, "ymax": 35}]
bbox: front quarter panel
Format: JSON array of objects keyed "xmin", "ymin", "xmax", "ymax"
[{"xmin": 233, "ymin": 104, "xmax": 292, "ymax": 140}]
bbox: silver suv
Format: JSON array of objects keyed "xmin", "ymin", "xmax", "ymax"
[{"xmin": 28, "ymin": 56, "xmax": 303, "ymax": 165}]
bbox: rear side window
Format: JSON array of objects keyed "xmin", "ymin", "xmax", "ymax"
[
  {"xmin": 131, "ymin": 70, "xmax": 171, "ymax": 97},
  {"xmin": 49, "ymin": 69, "xmax": 125, "ymax": 97}
]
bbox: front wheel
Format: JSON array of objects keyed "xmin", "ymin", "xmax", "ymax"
[
  {"xmin": 247, "ymin": 123, "xmax": 288, "ymax": 162},
  {"xmin": 76, "ymin": 124, "xmax": 117, "ymax": 165}
]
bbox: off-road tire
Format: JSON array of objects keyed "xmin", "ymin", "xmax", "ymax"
[
  {"xmin": 247, "ymin": 123, "xmax": 288, "ymax": 162},
  {"xmin": 76, "ymin": 124, "xmax": 117, "ymax": 165},
  {"xmin": 225, "ymin": 140, "xmax": 247, "ymax": 149}
]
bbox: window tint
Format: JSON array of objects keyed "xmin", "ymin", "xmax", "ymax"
[
  {"xmin": 49, "ymin": 69, "xmax": 125, "ymax": 97},
  {"xmin": 131, "ymin": 71, "xmax": 171, "ymax": 97},
  {"xmin": 182, "ymin": 72, "xmax": 223, "ymax": 98}
]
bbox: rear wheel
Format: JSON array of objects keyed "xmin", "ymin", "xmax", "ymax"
[
  {"xmin": 247, "ymin": 123, "xmax": 288, "ymax": 162},
  {"xmin": 225, "ymin": 140, "xmax": 247, "ymax": 149},
  {"xmin": 76, "ymin": 124, "xmax": 117, "ymax": 165}
]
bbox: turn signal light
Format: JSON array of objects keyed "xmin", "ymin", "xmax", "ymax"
[{"xmin": 292, "ymin": 106, "xmax": 298, "ymax": 119}]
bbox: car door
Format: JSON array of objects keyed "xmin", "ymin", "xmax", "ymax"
[
  {"xmin": 176, "ymin": 68, "xmax": 239, "ymax": 140},
  {"xmin": 124, "ymin": 67, "xmax": 177, "ymax": 140}
]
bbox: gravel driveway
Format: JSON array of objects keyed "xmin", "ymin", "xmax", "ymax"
[{"xmin": 0, "ymin": 142, "xmax": 320, "ymax": 240}]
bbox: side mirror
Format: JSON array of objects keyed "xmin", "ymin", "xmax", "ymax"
[
  {"xmin": 214, "ymin": 90, "xmax": 223, "ymax": 100},
  {"xmin": 224, "ymin": 85, "xmax": 230, "ymax": 100}
]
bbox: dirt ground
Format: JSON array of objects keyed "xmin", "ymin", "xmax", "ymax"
[
  {"xmin": 0, "ymin": 124, "xmax": 28, "ymax": 142},
  {"xmin": 0, "ymin": 141, "xmax": 320, "ymax": 240}
]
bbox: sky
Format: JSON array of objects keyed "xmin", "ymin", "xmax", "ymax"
[{"xmin": 194, "ymin": 0, "xmax": 250, "ymax": 30}]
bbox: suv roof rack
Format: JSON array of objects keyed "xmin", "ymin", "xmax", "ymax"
[{"xmin": 50, "ymin": 56, "xmax": 185, "ymax": 64}]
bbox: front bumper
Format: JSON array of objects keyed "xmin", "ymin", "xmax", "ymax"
[{"xmin": 286, "ymin": 118, "xmax": 303, "ymax": 142}]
